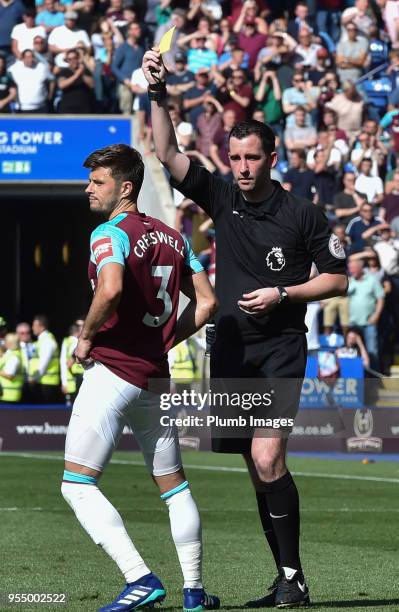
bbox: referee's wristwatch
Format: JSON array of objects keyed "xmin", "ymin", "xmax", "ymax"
[{"xmin": 275, "ymin": 286, "xmax": 289, "ymax": 304}]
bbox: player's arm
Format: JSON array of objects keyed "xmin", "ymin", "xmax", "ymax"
[
  {"xmin": 142, "ymin": 48, "xmax": 190, "ymax": 184},
  {"xmin": 173, "ymin": 271, "xmax": 218, "ymax": 347},
  {"xmin": 75, "ymin": 263, "xmax": 123, "ymax": 365}
]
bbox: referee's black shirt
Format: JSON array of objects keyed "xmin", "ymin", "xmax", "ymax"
[{"xmin": 171, "ymin": 162, "xmax": 347, "ymax": 344}]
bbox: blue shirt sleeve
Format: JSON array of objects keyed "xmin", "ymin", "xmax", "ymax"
[
  {"xmin": 183, "ymin": 236, "xmax": 204, "ymax": 274},
  {"xmin": 90, "ymin": 223, "xmax": 130, "ymax": 274},
  {"xmin": 380, "ymin": 109, "xmax": 397, "ymax": 129}
]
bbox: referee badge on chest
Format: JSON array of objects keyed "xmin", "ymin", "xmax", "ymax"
[{"xmin": 266, "ymin": 247, "xmax": 286, "ymax": 271}]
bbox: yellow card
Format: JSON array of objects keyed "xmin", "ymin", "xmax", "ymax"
[{"xmin": 159, "ymin": 26, "xmax": 176, "ymax": 54}]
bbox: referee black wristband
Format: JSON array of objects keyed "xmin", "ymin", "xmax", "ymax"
[{"xmin": 148, "ymin": 81, "xmax": 167, "ymax": 102}]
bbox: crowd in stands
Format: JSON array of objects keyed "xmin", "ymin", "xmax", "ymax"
[{"xmin": 1, "ymin": 0, "xmax": 399, "ymax": 379}]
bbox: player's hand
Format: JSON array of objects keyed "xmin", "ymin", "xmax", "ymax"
[
  {"xmin": 142, "ymin": 48, "xmax": 167, "ymax": 85},
  {"xmin": 237, "ymin": 288, "xmax": 280, "ymax": 315},
  {"xmin": 74, "ymin": 338, "xmax": 94, "ymax": 369}
]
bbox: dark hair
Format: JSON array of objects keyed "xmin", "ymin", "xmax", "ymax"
[
  {"xmin": 83, "ymin": 144, "xmax": 144, "ymax": 200},
  {"xmin": 291, "ymin": 148, "xmax": 306, "ymax": 160},
  {"xmin": 229, "ymin": 120, "xmax": 275, "ymax": 155},
  {"xmin": 33, "ymin": 314, "xmax": 49, "ymax": 328}
]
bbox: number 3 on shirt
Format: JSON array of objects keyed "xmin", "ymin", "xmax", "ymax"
[{"xmin": 143, "ymin": 265, "xmax": 173, "ymax": 328}]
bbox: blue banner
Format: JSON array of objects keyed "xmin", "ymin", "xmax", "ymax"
[
  {"xmin": 0, "ymin": 117, "xmax": 132, "ymax": 182},
  {"xmin": 300, "ymin": 356, "xmax": 364, "ymax": 408}
]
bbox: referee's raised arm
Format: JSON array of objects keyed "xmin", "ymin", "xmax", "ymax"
[{"xmin": 142, "ymin": 49, "xmax": 190, "ymax": 184}]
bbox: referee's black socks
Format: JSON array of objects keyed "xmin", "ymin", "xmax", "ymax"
[
  {"xmin": 255, "ymin": 491, "xmax": 281, "ymax": 570},
  {"xmin": 261, "ymin": 471, "xmax": 301, "ymax": 572}
]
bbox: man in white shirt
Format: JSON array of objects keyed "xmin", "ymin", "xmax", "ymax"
[
  {"xmin": 11, "ymin": 7, "xmax": 46, "ymax": 59},
  {"xmin": 373, "ymin": 227, "xmax": 399, "ymax": 276},
  {"xmin": 31, "ymin": 314, "xmax": 61, "ymax": 403},
  {"xmin": 355, "ymin": 158, "xmax": 384, "ymax": 206},
  {"xmin": 9, "ymin": 48, "xmax": 55, "ymax": 112},
  {"xmin": 48, "ymin": 11, "xmax": 90, "ymax": 60}
]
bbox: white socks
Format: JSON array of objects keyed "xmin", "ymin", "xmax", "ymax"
[
  {"xmin": 164, "ymin": 487, "xmax": 203, "ymax": 589},
  {"xmin": 61, "ymin": 482, "xmax": 150, "ymax": 584}
]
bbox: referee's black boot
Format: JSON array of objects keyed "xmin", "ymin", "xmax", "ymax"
[
  {"xmin": 244, "ymin": 572, "xmax": 281, "ymax": 608},
  {"xmin": 275, "ymin": 568, "xmax": 310, "ymax": 608}
]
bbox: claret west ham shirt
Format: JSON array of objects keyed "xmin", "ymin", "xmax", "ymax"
[
  {"xmin": 171, "ymin": 162, "xmax": 347, "ymax": 343},
  {"xmin": 88, "ymin": 210, "xmax": 203, "ymax": 388}
]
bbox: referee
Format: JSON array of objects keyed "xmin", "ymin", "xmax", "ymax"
[{"xmin": 143, "ymin": 49, "xmax": 348, "ymax": 608}]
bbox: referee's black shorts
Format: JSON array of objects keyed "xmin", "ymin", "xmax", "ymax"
[{"xmin": 210, "ymin": 333, "xmax": 307, "ymax": 454}]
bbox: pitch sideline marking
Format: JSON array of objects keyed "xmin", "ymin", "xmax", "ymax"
[{"xmin": 1, "ymin": 451, "xmax": 399, "ymax": 484}]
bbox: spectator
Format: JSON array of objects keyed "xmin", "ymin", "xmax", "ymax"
[
  {"xmin": 0, "ymin": 0, "xmax": 24, "ymax": 60},
  {"xmin": 254, "ymin": 68, "xmax": 283, "ymax": 136},
  {"xmin": 220, "ymin": 68, "xmax": 252, "ymax": 123},
  {"xmin": 306, "ymin": 47, "xmax": 330, "ymax": 85},
  {"xmin": 306, "ymin": 128, "xmax": 342, "ymax": 171},
  {"xmin": 48, "ymin": 11, "xmax": 91, "ymax": 60},
  {"xmin": 218, "ymin": 46, "xmax": 250, "ymax": 79},
  {"xmin": 347, "ymin": 258, "xmax": 385, "ymax": 370},
  {"xmin": 321, "ymin": 108, "xmax": 347, "ymax": 141},
  {"xmin": 336, "ymin": 22, "xmax": 368, "ymax": 85},
  {"xmin": 196, "ymin": 95, "xmax": 223, "ymax": 158},
  {"xmin": 186, "ymin": 34, "xmax": 218, "ymax": 74},
  {"xmin": 9, "ymin": 48, "xmax": 55, "ymax": 112},
  {"xmin": 209, "ymin": 108, "xmax": 236, "ymax": 182},
  {"xmin": 237, "ymin": 17, "xmax": 266, "ymax": 70},
  {"xmin": 350, "ymin": 131, "xmax": 385, "ymax": 177},
  {"xmin": 255, "ymin": 31, "xmax": 295, "ymax": 75},
  {"xmin": 91, "ymin": 17, "xmax": 124, "ymax": 61},
  {"xmin": 35, "ymin": 0, "xmax": 64, "ymax": 35},
  {"xmin": 284, "ymin": 106, "xmax": 318, "ymax": 153},
  {"xmin": 169, "ymin": 101, "xmax": 194, "ymax": 152},
  {"xmin": 295, "ymin": 28, "xmax": 322, "ymax": 69},
  {"xmin": 341, "ymin": 0, "xmax": 374, "ymax": 39},
  {"xmin": 336, "ymin": 327, "xmax": 370, "ymax": 368},
  {"xmin": 377, "ymin": 0, "xmax": 399, "ymax": 49},
  {"xmin": 0, "ymin": 333, "xmax": 23, "ymax": 403},
  {"xmin": 0, "ymin": 55, "xmax": 17, "ymax": 113},
  {"xmin": 76, "ymin": 0, "xmax": 100, "ymax": 34},
  {"xmin": 30, "ymin": 315, "xmax": 61, "ymax": 403},
  {"xmin": 346, "ymin": 201, "xmax": 386, "ymax": 253},
  {"xmin": 326, "ymin": 80, "xmax": 364, "ymax": 141},
  {"xmin": 232, "ymin": 0, "xmax": 268, "ymax": 37},
  {"xmin": 282, "ymin": 148, "xmax": 316, "ymax": 200},
  {"xmin": 282, "ymin": 71, "xmax": 318, "ymax": 127},
  {"xmin": 11, "ymin": 8, "xmax": 46, "ymax": 60},
  {"xmin": 16, "ymin": 322, "xmax": 37, "ymax": 402},
  {"xmin": 154, "ymin": 8, "xmax": 188, "ymax": 72},
  {"xmin": 355, "ymin": 158, "xmax": 384, "ymax": 206},
  {"xmin": 111, "ymin": 21, "xmax": 144, "ymax": 114},
  {"xmin": 215, "ymin": 17, "xmax": 233, "ymax": 55},
  {"xmin": 167, "ymin": 51, "xmax": 195, "ymax": 98},
  {"xmin": 288, "ymin": 1, "xmax": 318, "ymax": 42},
  {"xmin": 57, "ymin": 48, "xmax": 95, "ymax": 113},
  {"xmin": 312, "ymin": 146, "xmax": 338, "ymax": 207},
  {"xmin": 381, "ymin": 171, "xmax": 399, "ymax": 222},
  {"xmin": 33, "ymin": 35, "xmax": 53, "ymax": 68},
  {"xmin": 333, "ymin": 172, "xmax": 367, "ymax": 225},
  {"xmin": 183, "ymin": 68, "xmax": 217, "ymax": 128},
  {"xmin": 323, "ymin": 292, "xmax": 350, "ymax": 337},
  {"xmin": 373, "ymin": 226, "xmax": 399, "ymax": 277}
]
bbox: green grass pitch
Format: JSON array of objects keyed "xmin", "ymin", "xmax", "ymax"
[{"xmin": 0, "ymin": 450, "xmax": 398, "ymax": 612}]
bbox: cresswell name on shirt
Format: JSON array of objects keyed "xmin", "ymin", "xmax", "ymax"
[{"xmin": 133, "ymin": 230, "xmax": 185, "ymax": 259}]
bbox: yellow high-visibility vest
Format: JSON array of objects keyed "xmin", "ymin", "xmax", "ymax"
[
  {"xmin": 0, "ymin": 349, "xmax": 23, "ymax": 402},
  {"xmin": 62, "ymin": 336, "xmax": 83, "ymax": 394},
  {"xmin": 170, "ymin": 340, "xmax": 198, "ymax": 381},
  {"xmin": 37, "ymin": 332, "xmax": 60, "ymax": 386}
]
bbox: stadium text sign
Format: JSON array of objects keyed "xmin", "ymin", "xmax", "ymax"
[
  {"xmin": 299, "ymin": 357, "xmax": 364, "ymax": 408},
  {"xmin": 0, "ymin": 117, "xmax": 132, "ymax": 182}
]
